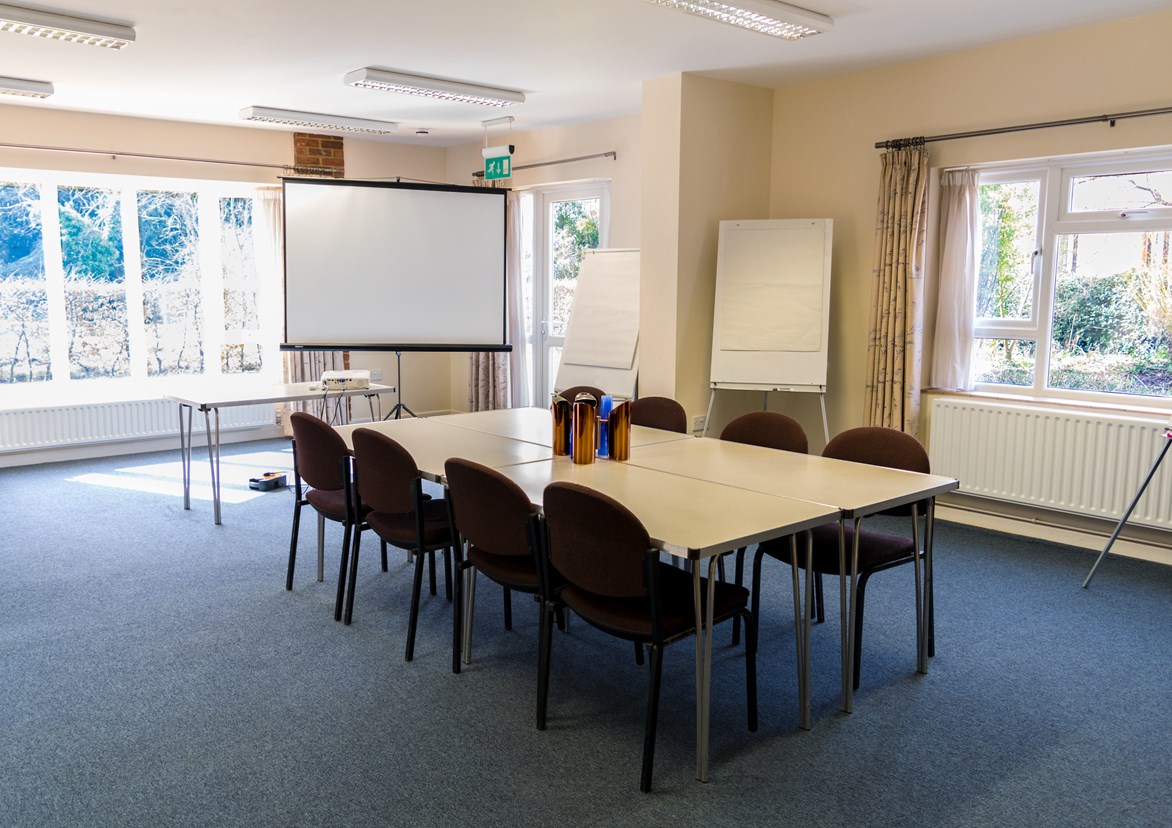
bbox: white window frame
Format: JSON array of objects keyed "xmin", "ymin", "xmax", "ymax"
[{"xmin": 970, "ymin": 148, "xmax": 1172, "ymax": 406}]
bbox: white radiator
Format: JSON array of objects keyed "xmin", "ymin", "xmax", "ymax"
[
  {"xmin": 928, "ymin": 397, "xmax": 1172, "ymax": 530},
  {"xmin": 0, "ymin": 400, "xmax": 276, "ymax": 453}
]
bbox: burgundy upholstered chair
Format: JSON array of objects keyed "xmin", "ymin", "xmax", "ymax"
[
  {"xmin": 537, "ymin": 481, "xmax": 757, "ymax": 793},
  {"xmin": 286, "ymin": 412, "xmax": 366, "ymax": 605},
  {"xmin": 752, "ymin": 426, "xmax": 932, "ymax": 690},
  {"xmin": 719, "ymin": 411, "xmax": 809, "ymax": 643},
  {"xmin": 346, "ymin": 428, "xmax": 453, "ymax": 661},
  {"xmin": 630, "ymin": 396, "xmax": 688, "ymax": 434},
  {"xmin": 443, "ymin": 458, "xmax": 544, "ymax": 675}
]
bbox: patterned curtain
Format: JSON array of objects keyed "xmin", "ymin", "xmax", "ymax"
[{"xmin": 864, "ymin": 142, "xmax": 930, "ymax": 435}]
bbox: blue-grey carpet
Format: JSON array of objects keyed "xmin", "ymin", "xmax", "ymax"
[{"xmin": 1, "ymin": 439, "xmax": 1170, "ymax": 827}]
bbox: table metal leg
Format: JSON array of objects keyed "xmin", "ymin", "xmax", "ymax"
[
  {"xmin": 790, "ymin": 532, "xmax": 813, "ymax": 730},
  {"xmin": 921, "ymin": 498, "xmax": 936, "ymax": 672},
  {"xmin": 202, "ymin": 406, "xmax": 222, "ymax": 525},
  {"xmin": 693, "ymin": 556, "xmax": 718, "ymax": 782},
  {"xmin": 178, "ymin": 403, "xmax": 193, "ymax": 511},
  {"xmin": 841, "ymin": 516, "xmax": 863, "ymax": 714}
]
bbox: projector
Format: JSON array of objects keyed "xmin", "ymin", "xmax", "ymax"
[{"xmin": 320, "ymin": 369, "xmax": 371, "ymax": 390}]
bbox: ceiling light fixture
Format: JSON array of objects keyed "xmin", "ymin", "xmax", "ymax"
[
  {"xmin": 0, "ymin": 74, "xmax": 53, "ymax": 98},
  {"xmin": 641, "ymin": 0, "xmax": 832, "ymax": 40},
  {"xmin": 344, "ymin": 68, "xmax": 525, "ymax": 108},
  {"xmin": 0, "ymin": 3, "xmax": 135, "ymax": 49},
  {"xmin": 239, "ymin": 107, "xmax": 399, "ymax": 136}
]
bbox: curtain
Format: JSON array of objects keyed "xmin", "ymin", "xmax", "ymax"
[
  {"xmin": 257, "ymin": 187, "xmax": 346, "ymax": 431},
  {"xmin": 864, "ymin": 143, "xmax": 930, "ymax": 435},
  {"xmin": 469, "ymin": 186, "xmax": 529, "ymax": 410},
  {"xmin": 931, "ymin": 169, "xmax": 980, "ymax": 391}
]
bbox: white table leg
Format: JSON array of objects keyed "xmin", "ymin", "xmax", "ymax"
[
  {"xmin": 203, "ymin": 406, "xmax": 222, "ymax": 526},
  {"xmin": 178, "ymin": 403, "xmax": 193, "ymax": 511}
]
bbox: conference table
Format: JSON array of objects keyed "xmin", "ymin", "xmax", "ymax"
[
  {"xmin": 333, "ymin": 407, "xmax": 957, "ymax": 783},
  {"xmin": 166, "ymin": 380, "xmax": 395, "ymax": 525}
]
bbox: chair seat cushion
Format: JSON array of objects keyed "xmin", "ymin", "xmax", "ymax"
[
  {"xmin": 368, "ymin": 497, "xmax": 451, "ymax": 547},
  {"xmin": 560, "ymin": 563, "xmax": 748, "ymax": 640},
  {"xmin": 761, "ymin": 522, "xmax": 917, "ymax": 574},
  {"xmin": 306, "ymin": 487, "xmax": 347, "ymax": 521},
  {"xmin": 468, "ymin": 546, "xmax": 539, "ymax": 591}
]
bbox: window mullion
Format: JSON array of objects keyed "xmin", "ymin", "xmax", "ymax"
[
  {"xmin": 40, "ymin": 182, "xmax": 70, "ymax": 386},
  {"xmin": 1033, "ymin": 166, "xmax": 1063, "ymax": 394},
  {"xmin": 122, "ymin": 189, "xmax": 146, "ymax": 381},
  {"xmin": 198, "ymin": 193, "xmax": 224, "ymax": 379}
]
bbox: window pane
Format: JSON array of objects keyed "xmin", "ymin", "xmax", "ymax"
[
  {"xmin": 1070, "ymin": 170, "xmax": 1172, "ymax": 213},
  {"xmin": 549, "ymin": 198, "xmax": 599, "ymax": 337},
  {"xmin": 973, "ymin": 338, "xmax": 1036, "ymax": 386},
  {"xmin": 977, "ymin": 181, "xmax": 1038, "ymax": 320},
  {"xmin": 138, "ymin": 191, "xmax": 204, "ymax": 376},
  {"xmin": 219, "ymin": 197, "xmax": 261, "ymax": 374},
  {"xmin": 1049, "ymin": 232, "xmax": 1172, "ymax": 396},
  {"xmin": 59, "ymin": 186, "xmax": 128, "ymax": 379},
  {"xmin": 0, "ymin": 182, "xmax": 51, "ymax": 383}
]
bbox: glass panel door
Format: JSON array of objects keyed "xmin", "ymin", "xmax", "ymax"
[{"xmin": 522, "ymin": 182, "xmax": 608, "ymax": 405}]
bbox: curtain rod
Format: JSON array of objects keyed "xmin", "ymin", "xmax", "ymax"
[
  {"xmin": 874, "ymin": 104, "xmax": 1172, "ymax": 150},
  {"xmin": 472, "ymin": 150, "xmax": 616, "ymax": 178},
  {"xmin": 0, "ymin": 140, "xmax": 335, "ymax": 175}
]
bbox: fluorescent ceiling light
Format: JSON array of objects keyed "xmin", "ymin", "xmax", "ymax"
[
  {"xmin": 0, "ymin": 3, "xmax": 135, "ymax": 49},
  {"xmin": 641, "ymin": 0, "xmax": 832, "ymax": 40},
  {"xmin": 0, "ymin": 74, "xmax": 52, "ymax": 98},
  {"xmin": 344, "ymin": 68, "xmax": 525, "ymax": 108},
  {"xmin": 239, "ymin": 107, "xmax": 399, "ymax": 136}
]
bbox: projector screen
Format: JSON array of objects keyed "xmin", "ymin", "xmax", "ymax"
[{"xmin": 282, "ymin": 178, "xmax": 509, "ymax": 352}]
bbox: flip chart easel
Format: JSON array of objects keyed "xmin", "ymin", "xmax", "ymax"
[{"xmin": 706, "ymin": 219, "xmax": 833, "ymax": 442}]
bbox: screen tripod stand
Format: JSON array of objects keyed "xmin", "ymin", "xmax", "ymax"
[
  {"xmin": 1083, "ymin": 424, "xmax": 1172, "ymax": 588},
  {"xmin": 385, "ymin": 351, "xmax": 415, "ymax": 420}
]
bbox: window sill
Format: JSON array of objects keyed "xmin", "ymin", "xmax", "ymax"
[{"xmin": 922, "ymin": 388, "xmax": 1172, "ymax": 424}]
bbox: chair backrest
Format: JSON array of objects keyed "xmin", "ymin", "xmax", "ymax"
[
  {"xmin": 556, "ymin": 385, "xmax": 606, "ymax": 404},
  {"xmin": 543, "ymin": 482, "xmax": 651, "ymax": 599},
  {"xmin": 445, "ymin": 458, "xmax": 537, "ymax": 557},
  {"xmin": 719, "ymin": 411, "xmax": 808, "ymax": 454},
  {"xmin": 821, "ymin": 426, "xmax": 929, "ymax": 474},
  {"xmin": 289, "ymin": 411, "xmax": 350, "ymax": 492},
  {"xmin": 351, "ymin": 428, "xmax": 420, "ymax": 514},
  {"xmin": 822, "ymin": 426, "xmax": 929, "ymax": 516},
  {"xmin": 630, "ymin": 396, "xmax": 688, "ymax": 434}
]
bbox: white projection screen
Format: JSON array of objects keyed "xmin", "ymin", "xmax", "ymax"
[{"xmin": 282, "ymin": 178, "xmax": 509, "ymax": 352}]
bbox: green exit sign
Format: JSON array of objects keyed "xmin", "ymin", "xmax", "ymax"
[{"xmin": 484, "ymin": 156, "xmax": 512, "ymax": 180}]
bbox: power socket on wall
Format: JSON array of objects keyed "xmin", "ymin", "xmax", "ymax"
[
  {"xmin": 692, "ymin": 415, "xmax": 707, "ymax": 434},
  {"xmin": 369, "ymin": 369, "xmax": 383, "ymax": 381}
]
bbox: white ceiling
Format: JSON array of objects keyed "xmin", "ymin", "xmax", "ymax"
[{"xmin": 1, "ymin": 0, "xmax": 1168, "ymax": 148}]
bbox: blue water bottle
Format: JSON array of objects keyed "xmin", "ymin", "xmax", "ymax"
[{"xmin": 597, "ymin": 395, "xmax": 613, "ymax": 457}]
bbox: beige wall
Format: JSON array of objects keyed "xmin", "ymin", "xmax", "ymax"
[
  {"xmin": 641, "ymin": 73, "xmax": 774, "ymax": 432},
  {"xmin": 0, "ymin": 104, "xmax": 292, "ymax": 182},
  {"xmin": 770, "ymin": 8, "xmax": 1172, "ymax": 446}
]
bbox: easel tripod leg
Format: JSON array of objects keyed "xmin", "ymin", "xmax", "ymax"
[{"xmin": 1083, "ymin": 435, "xmax": 1172, "ymax": 588}]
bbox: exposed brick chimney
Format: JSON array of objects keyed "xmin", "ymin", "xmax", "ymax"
[{"xmin": 292, "ymin": 133, "xmax": 344, "ymax": 177}]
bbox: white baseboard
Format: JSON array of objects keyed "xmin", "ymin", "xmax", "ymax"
[{"xmin": 937, "ymin": 503, "xmax": 1172, "ymax": 568}]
